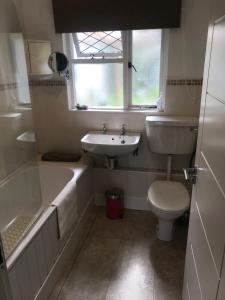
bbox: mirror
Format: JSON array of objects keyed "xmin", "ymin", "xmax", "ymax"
[{"xmin": 48, "ymin": 51, "xmax": 69, "ymax": 73}]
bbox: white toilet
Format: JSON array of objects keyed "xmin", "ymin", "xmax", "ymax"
[{"xmin": 145, "ymin": 116, "xmax": 198, "ymax": 241}]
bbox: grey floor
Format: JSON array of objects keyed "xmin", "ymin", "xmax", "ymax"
[{"xmin": 49, "ymin": 207, "xmax": 187, "ymax": 300}]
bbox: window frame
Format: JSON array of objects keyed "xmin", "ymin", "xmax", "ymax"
[{"xmin": 64, "ymin": 29, "xmax": 169, "ymax": 111}]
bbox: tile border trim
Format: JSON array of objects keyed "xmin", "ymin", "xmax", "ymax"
[
  {"xmin": 0, "ymin": 80, "xmax": 65, "ymax": 91},
  {"xmin": 0, "ymin": 83, "xmax": 18, "ymax": 91},
  {"xmin": 29, "ymin": 79, "xmax": 65, "ymax": 87},
  {"xmin": 0, "ymin": 78, "xmax": 202, "ymax": 91},
  {"xmin": 167, "ymin": 79, "xmax": 203, "ymax": 86}
]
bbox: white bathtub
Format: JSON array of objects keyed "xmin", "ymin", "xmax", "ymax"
[
  {"xmin": 0, "ymin": 163, "xmax": 43, "ymax": 258},
  {"xmin": 39, "ymin": 160, "xmax": 92, "ymax": 239},
  {"xmin": 38, "ymin": 159, "xmax": 92, "ymax": 218},
  {"xmin": 0, "ymin": 163, "xmax": 42, "ymax": 233},
  {"xmin": 39, "ymin": 162, "xmax": 76, "ymax": 208},
  {"xmin": 0, "ymin": 160, "xmax": 89, "ymax": 259},
  {"xmin": 5, "ymin": 158, "xmax": 93, "ymax": 300}
]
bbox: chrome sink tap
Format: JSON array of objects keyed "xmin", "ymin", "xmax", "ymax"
[
  {"xmin": 121, "ymin": 124, "xmax": 126, "ymax": 136},
  {"xmin": 102, "ymin": 123, "xmax": 107, "ymax": 134}
]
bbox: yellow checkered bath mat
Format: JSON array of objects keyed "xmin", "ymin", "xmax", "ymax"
[{"xmin": 1, "ymin": 216, "xmax": 34, "ymax": 258}]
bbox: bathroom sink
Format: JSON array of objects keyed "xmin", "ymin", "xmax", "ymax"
[
  {"xmin": 81, "ymin": 131, "xmax": 141, "ymax": 156},
  {"xmin": 17, "ymin": 131, "xmax": 36, "ymax": 143}
]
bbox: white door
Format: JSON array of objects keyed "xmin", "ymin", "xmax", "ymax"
[
  {"xmin": 0, "ymin": 238, "xmax": 12, "ymax": 300},
  {"xmin": 182, "ymin": 0, "xmax": 225, "ymax": 299}
]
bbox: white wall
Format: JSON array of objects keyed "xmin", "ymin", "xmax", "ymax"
[
  {"xmin": 168, "ymin": 0, "xmax": 211, "ymax": 79},
  {"xmin": 16, "ymin": 0, "xmax": 211, "ymax": 172},
  {"xmin": 0, "ymin": 0, "xmax": 21, "ymax": 33}
]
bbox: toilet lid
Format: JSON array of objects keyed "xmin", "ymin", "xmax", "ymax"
[{"xmin": 148, "ymin": 181, "xmax": 190, "ymax": 212}]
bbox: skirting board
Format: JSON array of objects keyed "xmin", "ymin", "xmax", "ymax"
[
  {"xmin": 94, "ymin": 168, "xmax": 186, "ymax": 211},
  {"xmin": 34, "ymin": 196, "xmax": 95, "ymax": 300}
]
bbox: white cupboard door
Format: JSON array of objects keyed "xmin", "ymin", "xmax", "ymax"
[
  {"xmin": 217, "ymin": 255, "xmax": 225, "ymax": 300},
  {"xmin": 27, "ymin": 40, "xmax": 52, "ymax": 75},
  {"xmin": 183, "ymin": 0, "xmax": 225, "ymax": 299}
]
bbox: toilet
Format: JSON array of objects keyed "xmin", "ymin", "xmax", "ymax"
[{"xmin": 145, "ymin": 116, "xmax": 198, "ymax": 241}]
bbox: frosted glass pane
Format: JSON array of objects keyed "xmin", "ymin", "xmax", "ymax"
[
  {"xmin": 132, "ymin": 30, "xmax": 161, "ymax": 106},
  {"xmin": 73, "ymin": 64, "xmax": 123, "ymax": 108}
]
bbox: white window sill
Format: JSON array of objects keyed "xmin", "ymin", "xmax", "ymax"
[
  {"xmin": 70, "ymin": 108, "xmax": 165, "ymax": 114},
  {"xmin": 15, "ymin": 105, "xmax": 32, "ymax": 111}
]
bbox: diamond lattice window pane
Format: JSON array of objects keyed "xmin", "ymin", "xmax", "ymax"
[{"xmin": 73, "ymin": 31, "xmax": 123, "ymax": 57}]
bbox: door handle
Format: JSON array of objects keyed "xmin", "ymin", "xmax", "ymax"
[{"xmin": 183, "ymin": 167, "xmax": 198, "ymax": 184}]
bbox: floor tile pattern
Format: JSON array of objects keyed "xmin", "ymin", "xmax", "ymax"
[{"xmin": 49, "ymin": 207, "xmax": 187, "ymax": 300}]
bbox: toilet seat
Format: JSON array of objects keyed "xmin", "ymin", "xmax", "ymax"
[{"xmin": 148, "ymin": 180, "xmax": 190, "ymax": 213}]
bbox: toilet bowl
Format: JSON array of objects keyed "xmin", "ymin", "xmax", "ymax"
[{"xmin": 148, "ymin": 180, "xmax": 190, "ymax": 241}]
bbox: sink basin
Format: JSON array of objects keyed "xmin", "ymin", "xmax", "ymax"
[
  {"xmin": 17, "ymin": 131, "xmax": 36, "ymax": 143},
  {"xmin": 81, "ymin": 131, "xmax": 141, "ymax": 156}
]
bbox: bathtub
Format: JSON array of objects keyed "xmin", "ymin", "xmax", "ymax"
[
  {"xmin": 38, "ymin": 159, "xmax": 93, "ymax": 223},
  {"xmin": 39, "ymin": 163, "xmax": 76, "ymax": 208},
  {"xmin": 1, "ymin": 158, "xmax": 93, "ymax": 300},
  {"xmin": 0, "ymin": 163, "xmax": 43, "ymax": 258},
  {"xmin": 0, "ymin": 160, "xmax": 88, "ymax": 258}
]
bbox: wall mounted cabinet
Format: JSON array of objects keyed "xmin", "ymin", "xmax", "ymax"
[{"xmin": 25, "ymin": 40, "xmax": 52, "ymax": 75}]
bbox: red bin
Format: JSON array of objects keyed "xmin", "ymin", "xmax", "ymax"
[{"xmin": 106, "ymin": 188, "xmax": 124, "ymax": 219}]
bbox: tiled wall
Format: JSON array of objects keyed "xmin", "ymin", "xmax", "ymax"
[
  {"xmin": 13, "ymin": 0, "xmax": 211, "ymax": 171},
  {"xmin": 30, "ymin": 80, "xmax": 199, "ymax": 171}
]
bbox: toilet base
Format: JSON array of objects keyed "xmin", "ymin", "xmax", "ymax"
[{"xmin": 157, "ymin": 219, "xmax": 174, "ymax": 241}]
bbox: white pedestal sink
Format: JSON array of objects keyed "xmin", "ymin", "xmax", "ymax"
[{"xmin": 81, "ymin": 131, "xmax": 141, "ymax": 157}]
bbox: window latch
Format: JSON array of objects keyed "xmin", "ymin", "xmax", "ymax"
[{"xmin": 128, "ymin": 62, "xmax": 137, "ymax": 72}]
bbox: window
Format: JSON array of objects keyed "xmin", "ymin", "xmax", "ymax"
[
  {"xmin": 132, "ymin": 30, "xmax": 161, "ymax": 106},
  {"xmin": 73, "ymin": 31, "xmax": 123, "ymax": 57},
  {"xmin": 65, "ymin": 29, "xmax": 168, "ymax": 110}
]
